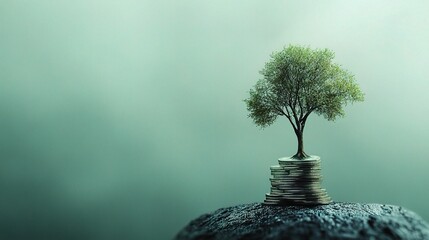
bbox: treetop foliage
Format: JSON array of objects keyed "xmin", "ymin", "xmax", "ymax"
[{"xmin": 245, "ymin": 45, "xmax": 364, "ymax": 131}]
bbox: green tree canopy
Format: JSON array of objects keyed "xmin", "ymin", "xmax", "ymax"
[{"xmin": 245, "ymin": 45, "xmax": 364, "ymax": 159}]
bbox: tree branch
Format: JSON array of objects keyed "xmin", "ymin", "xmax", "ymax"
[
  {"xmin": 300, "ymin": 110, "xmax": 312, "ymax": 124},
  {"xmin": 290, "ymin": 105, "xmax": 301, "ymax": 132},
  {"xmin": 285, "ymin": 115, "xmax": 298, "ymax": 132},
  {"xmin": 276, "ymin": 106, "xmax": 297, "ymax": 131},
  {"xmin": 283, "ymin": 106, "xmax": 291, "ymax": 118},
  {"xmin": 299, "ymin": 105, "xmax": 320, "ymax": 125},
  {"xmin": 298, "ymin": 97, "xmax": 304, "ymax": 120}
]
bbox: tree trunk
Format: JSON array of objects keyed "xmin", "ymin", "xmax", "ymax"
[{"xmin": 293, "ymin": 130, "xmax": 308, "ymax": 159}]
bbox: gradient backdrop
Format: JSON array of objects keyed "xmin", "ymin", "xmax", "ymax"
[{"xmin": 1, "ymin": 1, "xmax": 428, "ymax": 239}]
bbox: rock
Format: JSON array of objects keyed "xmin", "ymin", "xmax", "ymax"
[{"xmin": 175, "ymin": 202, "xmax": 429, "ymax": 240}]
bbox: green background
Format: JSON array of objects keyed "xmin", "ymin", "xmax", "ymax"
[{"xmin": 1, "ymin": 1, "xmax": 428, "ymax": 239}]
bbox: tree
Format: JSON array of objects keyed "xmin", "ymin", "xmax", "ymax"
[{"xmin": 245, "ymin": 45, "xmax": 364, "ymax": 159}]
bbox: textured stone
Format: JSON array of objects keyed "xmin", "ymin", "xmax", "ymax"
[{"xmin": 176, "ymin": 202, "xmax": 429, "ymax": 240}]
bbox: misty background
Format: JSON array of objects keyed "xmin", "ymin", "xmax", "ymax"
[{"xmin": 1, "ymin": 1, "xmax": 428, "ymax": 239}]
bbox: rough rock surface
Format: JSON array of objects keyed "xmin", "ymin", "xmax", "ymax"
[{"xmin": 176, "ymin": 202, "xmax": 429, "ymax": 240}]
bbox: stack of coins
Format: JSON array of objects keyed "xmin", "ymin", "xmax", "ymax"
[{"xmin": 263, "ymin": 155, "xmax": 332, "ymax": 205}]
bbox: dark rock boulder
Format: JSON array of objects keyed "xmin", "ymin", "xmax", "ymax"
[{"xmin": 175, "ymin": 202, "xmax": 429, "ymax": 240}]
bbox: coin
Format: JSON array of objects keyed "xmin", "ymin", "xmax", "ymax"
[{"xmin": 263, "ymin": 155, "xmax": 332, "ymax": 206}]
